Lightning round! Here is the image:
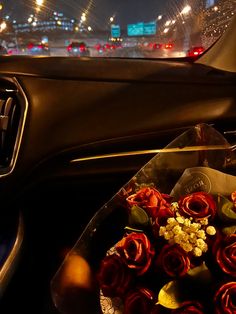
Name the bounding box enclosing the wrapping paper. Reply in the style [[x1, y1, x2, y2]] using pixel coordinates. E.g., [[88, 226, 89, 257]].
[[50, 124, 236, 314]]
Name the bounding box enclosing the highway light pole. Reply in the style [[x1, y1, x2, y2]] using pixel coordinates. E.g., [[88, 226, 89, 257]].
[[180, 5, 192, 52]]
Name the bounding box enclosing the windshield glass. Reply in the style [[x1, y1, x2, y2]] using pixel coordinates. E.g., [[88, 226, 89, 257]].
[[1, 0, 235, 58]]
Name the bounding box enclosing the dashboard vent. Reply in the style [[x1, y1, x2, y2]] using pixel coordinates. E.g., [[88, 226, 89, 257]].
[[0, 78, 27, 175]]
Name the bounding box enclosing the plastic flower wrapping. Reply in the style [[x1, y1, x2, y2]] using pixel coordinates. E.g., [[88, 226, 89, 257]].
[[51, 124, 236, 314]]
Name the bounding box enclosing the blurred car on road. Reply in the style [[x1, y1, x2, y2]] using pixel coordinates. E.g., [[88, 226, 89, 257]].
[[145, 42, 163, 50], [164, 43, 174, 49], [103, 43, 115, 50], [0, 45, 8, 55], [27, 42, 50, 55], [187, 46, 205, 57], [6, 42, 20, 55], [67, 41, 90, 57], [94, 43, 104, 53]]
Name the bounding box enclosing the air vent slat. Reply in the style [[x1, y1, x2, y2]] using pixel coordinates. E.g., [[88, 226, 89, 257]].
[[0, 100, 5, 112], [3, 98, 13, 116], [0, 97, 20, 166], [0, 77, 27, 176], [0, 115, 8, 130]]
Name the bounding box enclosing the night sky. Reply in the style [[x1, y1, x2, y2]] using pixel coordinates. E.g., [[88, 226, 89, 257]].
[[2, 0, 185, 29]]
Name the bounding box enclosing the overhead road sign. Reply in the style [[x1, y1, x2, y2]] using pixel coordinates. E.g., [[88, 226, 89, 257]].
[[127, 22, 144, 36], [143, 21, 156, 35], [127, 21, 156, 36], [111, 24, 121, 38]]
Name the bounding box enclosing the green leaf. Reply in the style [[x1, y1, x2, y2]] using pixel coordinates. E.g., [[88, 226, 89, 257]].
[[157, 281, 182, 309], [217, 194, 236, 223], [222, 225, 236, 235], [128, 205, 150, 228], [187, 262, 212, 285], [124, 226, 144, 233]]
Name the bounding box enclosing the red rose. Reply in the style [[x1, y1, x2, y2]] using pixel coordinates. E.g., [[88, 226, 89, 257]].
[[231, 191, 236, 203], [171, 301, 204, 314], [123, 288, 156, 314], [97, 254, 132, 297], [214, 282, 236, 314], [127, 187, 173, 222], [231, 191, 236, 212], [156, 244, 190, 277], [115, 232, 155, 276], [178, 192, 216, 220], [215, 234, 236, 277]]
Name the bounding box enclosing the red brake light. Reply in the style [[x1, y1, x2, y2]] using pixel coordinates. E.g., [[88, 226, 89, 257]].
[[95, 44, 101, 50], [188, 47, 204, 57], [165, 43, 173, 49], [28, 43, 34, 49]]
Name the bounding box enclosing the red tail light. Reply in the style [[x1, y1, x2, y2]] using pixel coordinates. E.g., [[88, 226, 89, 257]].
[[27, 43, 34, 49], [188, 47, 205, 57], [79, 45, 86, 52], [165, 43, 173, 49]]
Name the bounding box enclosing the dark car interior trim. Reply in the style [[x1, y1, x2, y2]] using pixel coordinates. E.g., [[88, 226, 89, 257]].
[[0, 213, 24, 297], [0, 77, 28, 177], [0, 16, 235, 312]]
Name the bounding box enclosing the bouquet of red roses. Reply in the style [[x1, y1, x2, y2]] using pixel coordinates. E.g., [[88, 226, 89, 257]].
[[51, 124, 236, 314], [97, 185, 236, 314]]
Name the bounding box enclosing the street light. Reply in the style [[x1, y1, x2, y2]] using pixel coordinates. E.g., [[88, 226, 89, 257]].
[[36, 0, 44, 6], [180, 5, 191, 16], [81, 15, 86, 22], [163, 27, 169, 34], [179, 5, 192, 52], [35, 0, 44, 13], [109, 17, 114, 23], [0, 21, 7, 32]]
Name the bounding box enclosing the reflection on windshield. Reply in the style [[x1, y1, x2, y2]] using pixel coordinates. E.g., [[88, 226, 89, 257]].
[[0, 0, 235, 58]]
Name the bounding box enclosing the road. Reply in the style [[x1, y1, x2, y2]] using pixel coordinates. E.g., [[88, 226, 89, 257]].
[[6, 36, 187, 59]]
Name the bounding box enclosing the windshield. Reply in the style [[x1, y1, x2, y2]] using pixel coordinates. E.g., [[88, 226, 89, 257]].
[[0, 0, 235, 58]]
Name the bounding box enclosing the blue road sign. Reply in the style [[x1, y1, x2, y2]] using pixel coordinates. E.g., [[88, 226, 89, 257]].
[[143, 21, 156, 35], [111, 24, 121, 38], [127, 23, 144, 36], [127, 21, 156, 36]]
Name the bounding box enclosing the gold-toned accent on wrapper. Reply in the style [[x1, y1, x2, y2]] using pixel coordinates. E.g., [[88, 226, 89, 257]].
[[70, 144, 233, 163]]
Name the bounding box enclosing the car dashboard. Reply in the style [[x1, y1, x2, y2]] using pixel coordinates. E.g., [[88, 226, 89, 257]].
[[0, 40, 235, 314]]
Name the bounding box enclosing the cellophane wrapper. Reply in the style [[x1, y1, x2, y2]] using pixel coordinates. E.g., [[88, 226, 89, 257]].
[[50, 124, 236, 314]]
